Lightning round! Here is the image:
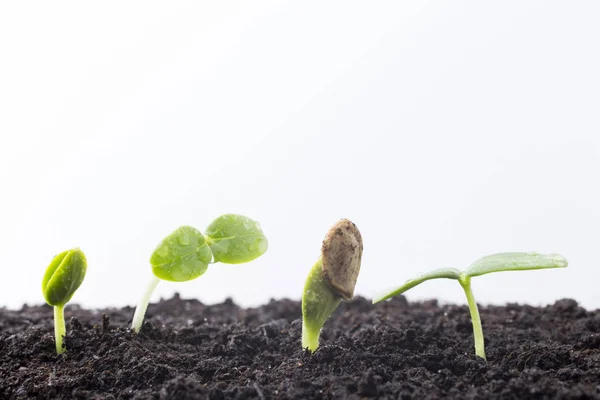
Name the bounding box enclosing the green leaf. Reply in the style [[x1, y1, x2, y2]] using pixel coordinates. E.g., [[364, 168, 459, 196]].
[[42, 248, 87, 306], [205, 214, 268, 264], [372, 268, 461, 304], [150, 226, 212, 282], [465, 252, 568, 278]]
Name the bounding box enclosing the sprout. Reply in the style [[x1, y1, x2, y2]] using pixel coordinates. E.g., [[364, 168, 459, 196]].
[[41, 248, 87, 354], [373, 252, 568, 360], [302, 219, 363, 352], [131, 215, 268, 332]]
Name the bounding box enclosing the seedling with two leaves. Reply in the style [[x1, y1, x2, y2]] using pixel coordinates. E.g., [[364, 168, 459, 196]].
[[131, 214, 268, 332], [373, 252, 568, 360], [42, 248, 87, 354]]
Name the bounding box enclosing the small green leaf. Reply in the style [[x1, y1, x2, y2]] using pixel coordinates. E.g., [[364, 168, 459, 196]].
[[205, 214, 268, 264], [42, 248, 87, 307], [372, 268, 461, 304], [465, 252, 568, 278], [150, 226, 212, 282]]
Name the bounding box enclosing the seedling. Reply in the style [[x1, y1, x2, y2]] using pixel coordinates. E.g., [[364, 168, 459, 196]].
[[373, 252, 568, 360], [41, 248, 87, 354], [302, 219, 363, 352], [131, 214, 268, 332]]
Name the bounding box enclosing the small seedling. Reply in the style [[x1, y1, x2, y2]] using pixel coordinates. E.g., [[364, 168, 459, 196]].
[[41, 248, 87, 354], [302, 219, 363, 352], [131, 214, 268, 332], [373, 252, 568, 360]]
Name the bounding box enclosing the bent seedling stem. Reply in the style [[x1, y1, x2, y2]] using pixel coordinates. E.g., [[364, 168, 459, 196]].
[[458, 275, 485, 359], [373, 252, 568, 360]]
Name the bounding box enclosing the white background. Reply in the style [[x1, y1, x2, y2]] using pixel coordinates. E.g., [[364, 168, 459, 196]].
[[1, 1, 598, 311]]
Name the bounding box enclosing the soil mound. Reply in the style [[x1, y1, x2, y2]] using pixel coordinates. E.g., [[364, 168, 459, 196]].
[[1, 295, 599, 399]]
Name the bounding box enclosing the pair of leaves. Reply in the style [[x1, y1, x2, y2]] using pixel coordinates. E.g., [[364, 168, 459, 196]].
[[373, 252, 568, 303], [150, 214, 268, 282], [42, 248, 88, 307]]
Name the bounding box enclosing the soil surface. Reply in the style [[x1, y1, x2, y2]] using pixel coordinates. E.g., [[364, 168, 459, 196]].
[[1, 295, 599, 399]]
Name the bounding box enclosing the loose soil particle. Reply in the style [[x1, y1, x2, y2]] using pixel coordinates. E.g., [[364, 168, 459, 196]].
[[1, 295, 599, 399]]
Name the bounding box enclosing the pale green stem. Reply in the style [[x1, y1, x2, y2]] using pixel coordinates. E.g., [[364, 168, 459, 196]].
[[301, 259, 342, 352], [302, 323, 320, 352], [459, 275, 486, 360], [54, 304, 66, 354], [131, 276, 161, 333]]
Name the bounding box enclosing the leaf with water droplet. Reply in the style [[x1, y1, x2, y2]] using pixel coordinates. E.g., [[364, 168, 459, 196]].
[[204, 214, 268, 264], [150, 226, 212, 282]]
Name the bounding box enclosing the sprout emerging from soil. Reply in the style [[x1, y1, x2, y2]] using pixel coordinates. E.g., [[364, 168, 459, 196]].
[[302, 219, 363, 352], [42, 248, 87, 354], [373, 252, 568, 360], [131, 214, 268, 332]]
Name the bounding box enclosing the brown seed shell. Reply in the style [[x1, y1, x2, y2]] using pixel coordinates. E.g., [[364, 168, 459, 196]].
[[321, 219, 363, 300]]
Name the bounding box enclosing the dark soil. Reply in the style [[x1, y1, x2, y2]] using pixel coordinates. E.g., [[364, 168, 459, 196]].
[[1, 295, 599, 399]]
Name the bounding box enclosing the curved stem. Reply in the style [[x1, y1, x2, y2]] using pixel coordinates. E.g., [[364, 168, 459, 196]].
[[459, 276, 486, 360], [301, 259, 342, 352], [54, 305, 66, 354], [131, 276, 160, 333]]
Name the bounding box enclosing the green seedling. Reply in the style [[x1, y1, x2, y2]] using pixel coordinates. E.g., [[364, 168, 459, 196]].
[[302, 219, 363, 352], [131, 214, 268, 332], [42, 248, 87, 354], [373, 252, 568, 360]]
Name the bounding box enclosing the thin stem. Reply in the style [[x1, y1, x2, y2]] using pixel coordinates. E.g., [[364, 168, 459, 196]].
[[131, 276, 161, 333], [54, 305, 66, 354], [459, 275, 486, 360]]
